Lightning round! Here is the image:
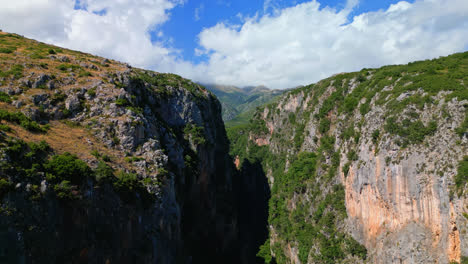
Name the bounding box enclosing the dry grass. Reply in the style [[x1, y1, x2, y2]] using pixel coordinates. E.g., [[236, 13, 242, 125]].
[[5, 121, 129, 170]]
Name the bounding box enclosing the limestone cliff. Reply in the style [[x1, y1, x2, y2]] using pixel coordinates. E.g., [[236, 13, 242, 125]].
[[230, 52, 468, 263], [0, 32, 253, 263]]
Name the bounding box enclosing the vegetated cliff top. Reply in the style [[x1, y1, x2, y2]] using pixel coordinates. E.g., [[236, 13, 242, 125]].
[[0, 31, 213, 167]]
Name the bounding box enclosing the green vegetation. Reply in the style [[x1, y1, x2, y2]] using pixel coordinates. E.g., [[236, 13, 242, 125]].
[[78, 70, 92, 77], [0, 178, 13, 199], [94, 162, 114, 182], [87, 87, 96, 97], [204, 84, 285, 124], [184, 124, 206, 145], [454, 156, 468, 195], [0, 64, 24, 79], [56, 63, 81, 72], [0, 135, 156, 204], [384, 117, 437, 147], [263, 152, 366, 264], [0, 47, 15, 54], [0, 109, 48, 133], [456, 110, 468, 138], [115, 98, 130, 106], [44, 152, 92, 184], [133, 71, 205, 100], [113, 171, 154, 204], [228, 110, 366, 263], [0, 91, 11, 103]]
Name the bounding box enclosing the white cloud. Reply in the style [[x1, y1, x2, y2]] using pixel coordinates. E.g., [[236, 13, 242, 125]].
[[190, 0, 468, 88], [0, 0, 467, 89], [194, 4, 205, 21], [0, 0, 186, 71]]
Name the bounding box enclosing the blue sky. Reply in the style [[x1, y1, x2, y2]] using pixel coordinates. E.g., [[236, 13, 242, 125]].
[[160, 0, 414, 64], [1, 0, 467, 89]]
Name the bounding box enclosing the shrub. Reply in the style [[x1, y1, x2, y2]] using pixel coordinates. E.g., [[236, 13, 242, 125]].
[[319, 118, 331, 134], [48, 49, 56, 54], [372, 130, 380, 144], [0, 47, 15, 54], [115, 98, 130, 106], [0, 64, 23, 79], [54, 180, 77, 200], [95, 161, 114, 182], [113, 171, 141, 202], [87, 88, 96, 97], [0, 110, 48, 133], [0, 178, 12, 198], [0, 91, 11, 103], [44, 153, 92, 184], [384, 117, 437, 147], [343, 162, 351, 176], [456, 112, 468, 138], [184, 124, 206, 145], [56, 64, 81, 72], [78, 70, 92, 77], [0, 124, 11, 132], [256, 239, 272, 263], [455, 156, 468, 194]]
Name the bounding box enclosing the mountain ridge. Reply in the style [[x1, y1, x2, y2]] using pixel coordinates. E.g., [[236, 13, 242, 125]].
[[202, 83, 286, 124]]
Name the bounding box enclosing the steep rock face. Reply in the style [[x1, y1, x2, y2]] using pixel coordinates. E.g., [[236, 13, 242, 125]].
[[230, 52, 468, 263], [0, 32, 244, 263], [344, 95, 466, 263]]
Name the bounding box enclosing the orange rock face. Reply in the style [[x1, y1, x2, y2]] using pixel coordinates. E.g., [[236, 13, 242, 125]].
[[234, 155, 240, 169], [344, 151, 461, 263]]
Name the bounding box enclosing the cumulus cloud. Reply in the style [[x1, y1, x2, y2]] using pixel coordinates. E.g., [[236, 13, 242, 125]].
[[0, 0, 187, 71], [192, 0, 468, 88], [0, 0, 467, 89]]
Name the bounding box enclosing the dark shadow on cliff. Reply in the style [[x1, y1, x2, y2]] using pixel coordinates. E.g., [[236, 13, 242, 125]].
[[178, 157, 270, 264], [236, 159, 271, 264]]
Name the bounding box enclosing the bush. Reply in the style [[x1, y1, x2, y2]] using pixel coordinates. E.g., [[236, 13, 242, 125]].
[[384, 117, 437, 147], [44, 153, 92, 184], [54, 180, 77, 200], [0, 64, 23, 79], [48, 49, 56, 54], [115, 98, 130, 107], [0, 47, 15, 54], [0, 91, 11, 103], [455, 156, 468, 194], [95, 161, 114, 182], [319, 118, 331, 134], [372, 130, 380, 144], [0, 178, 12, 198], [184, 124, 206, 145], [56, 64, 81, 72], [0, 110, 48, 133], [113, 171, 147, 203], [456, 112, 468, 138]]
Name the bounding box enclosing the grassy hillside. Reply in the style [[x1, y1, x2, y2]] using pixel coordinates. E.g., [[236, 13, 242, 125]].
[[203, 83, 286, 125]]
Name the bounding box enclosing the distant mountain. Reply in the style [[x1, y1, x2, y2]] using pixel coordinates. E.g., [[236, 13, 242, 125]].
[[203, 84, 286, 126]]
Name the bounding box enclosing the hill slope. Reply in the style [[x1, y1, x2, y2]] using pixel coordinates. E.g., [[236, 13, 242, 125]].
[[0, 32, 267, 263], [203, 83, 285, 124], [229, 52, 468, 263]]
